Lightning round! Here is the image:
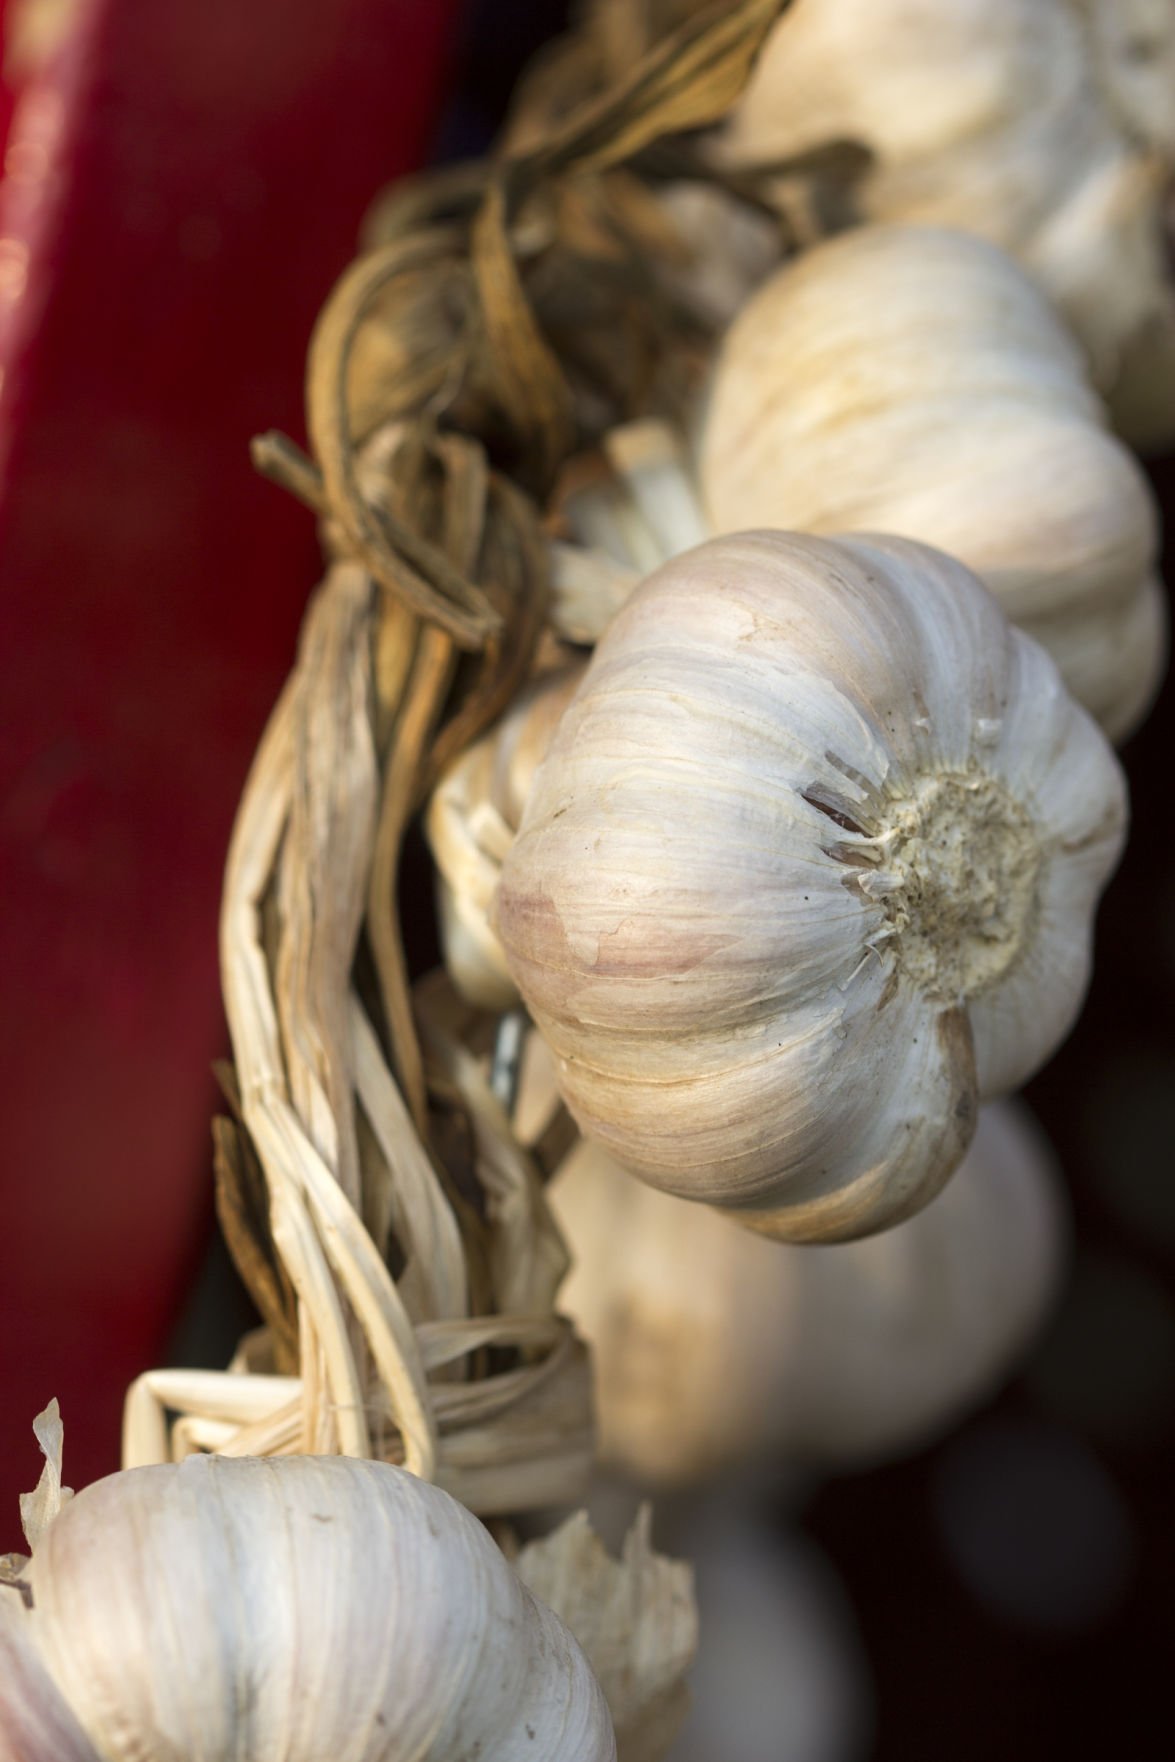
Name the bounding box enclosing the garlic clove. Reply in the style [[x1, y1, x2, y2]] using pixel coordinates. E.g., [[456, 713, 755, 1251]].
[[970, 639, 1128, 1093], [11, 1453, 616, 1762], [733, 987, 978, 1245], [495, 531, 1126, 1240], [426, 663, 586, 1009], [0, 1594, 100, 1762], [1023, 572, 1167, 745]]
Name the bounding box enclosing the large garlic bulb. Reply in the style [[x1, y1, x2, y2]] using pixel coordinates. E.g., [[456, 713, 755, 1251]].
[[720, 0, 1175, 444], [494, 532, 1126, 1242], [550, 1104, 1063, 1484], [0, 1453, 614, 1762], [700, 225, 1167, 742]]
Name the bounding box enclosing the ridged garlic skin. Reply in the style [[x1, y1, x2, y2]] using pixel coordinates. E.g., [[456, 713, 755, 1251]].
[[720, 0, 1175, 444], [700, 226, 1167, 742], [1, 1456, 614, 1762], [426, 664, 586, 1010], [494, 532, 1126, 1243], [0, 1600, 96, 1762], [551, 1106, 1062, 1482]]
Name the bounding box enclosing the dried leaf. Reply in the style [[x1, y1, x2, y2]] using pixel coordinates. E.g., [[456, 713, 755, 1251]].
[[516, 1506, 698, 1762], [212, 1113, 300, 1372], [508, 0, 793, 190], [350, 992, 468, 1325], [471, 179, 576, 484], [277, 564, 379, 1211], [418, 991, 570, 1319], [18, 1400, 73, 1552]]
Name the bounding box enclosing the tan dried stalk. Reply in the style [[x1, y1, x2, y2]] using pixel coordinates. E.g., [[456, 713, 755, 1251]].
[[123, 0, 813, 1516]]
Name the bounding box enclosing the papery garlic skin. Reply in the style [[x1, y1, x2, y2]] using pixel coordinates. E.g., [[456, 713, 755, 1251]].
[[2, 1455, 615, 1762], [0, 1595, 99, 1762], [427, 663, 586, 1009], [720, 0, 1175, 443], [550, 1104, 1063, 1484], [494, 532, 1126, 1242], [700, 226, 1167, 742]]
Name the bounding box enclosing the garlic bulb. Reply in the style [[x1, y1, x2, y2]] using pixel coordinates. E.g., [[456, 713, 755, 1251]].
[[1, 1451, 615, 1761], [549, 1104, 1063, 1483], [549, 1138, 799, 1485], [699, 225, 1167, 742], [1076, 0, 1175, 161], [494, 532, 1126, 1242], [720, 0, 1175, 443]]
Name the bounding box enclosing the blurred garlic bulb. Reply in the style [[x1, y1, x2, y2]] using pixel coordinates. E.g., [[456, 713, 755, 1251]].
[[700, 225, 1167, 741], [1, 1449, 615, 1762], [720, 0, 1175, 445], [1076, 0, 1175, 161], [550, 1138, 798, 1485], [494, 531, 1126, 1242], [426, 663, 586, 1009], [667, 1501, 873, 1762], [550, 1103, 1064, 1484]]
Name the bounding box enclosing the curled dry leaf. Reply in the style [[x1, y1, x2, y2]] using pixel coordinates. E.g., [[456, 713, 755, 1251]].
[[516, 1507, 698, 1762], [18, 1400, 73, 1554]]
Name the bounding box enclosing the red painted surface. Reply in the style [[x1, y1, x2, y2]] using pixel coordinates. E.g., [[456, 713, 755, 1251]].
[[0, 0, 458, 1522]]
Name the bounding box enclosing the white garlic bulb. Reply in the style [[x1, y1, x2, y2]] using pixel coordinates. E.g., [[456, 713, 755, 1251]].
[[720, 0, 1175, 444], [494, 532, 1126, 1242], [700, 224, 1167, 742], [1, 1452, 615, 1762], [549, 1104, 1063, 1484]]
